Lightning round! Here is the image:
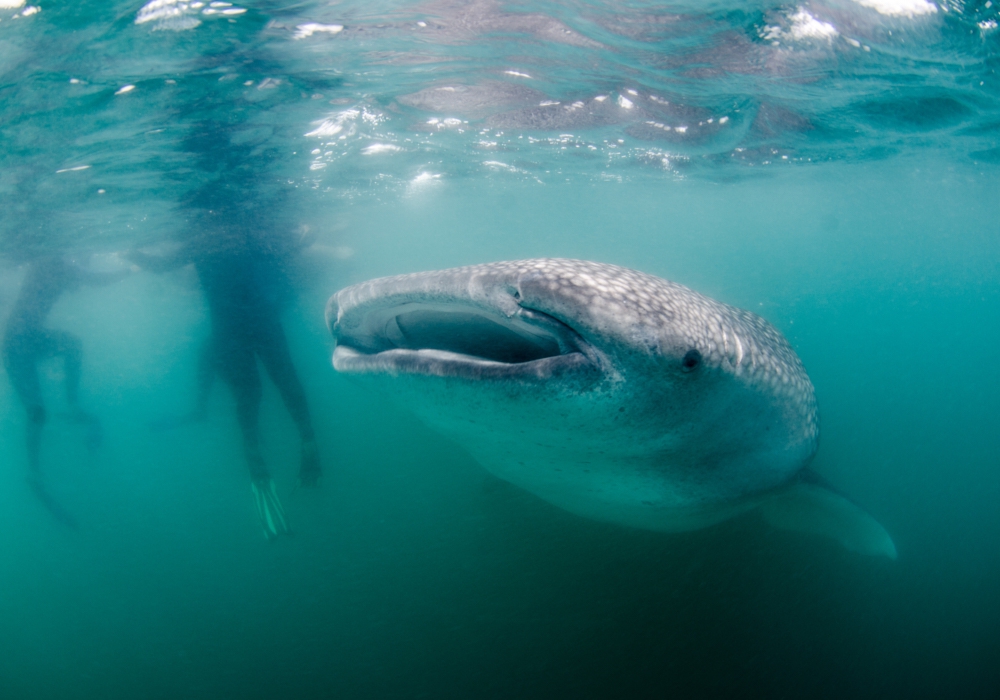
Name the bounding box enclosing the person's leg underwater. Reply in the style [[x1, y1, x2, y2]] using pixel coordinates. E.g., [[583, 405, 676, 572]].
[[5, 351, 47, 481], [255, 317, 322, 487], [3, 333, 78, 528], [217, 334, 291, 540], [52, 330, 102, 452]]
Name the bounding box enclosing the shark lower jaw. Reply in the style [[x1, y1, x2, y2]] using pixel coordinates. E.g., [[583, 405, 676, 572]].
[[332, 344, 595, 381], [331, 300, 599, 381]]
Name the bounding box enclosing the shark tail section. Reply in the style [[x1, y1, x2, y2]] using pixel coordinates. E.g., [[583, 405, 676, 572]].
[[757, 471, 897, 559]]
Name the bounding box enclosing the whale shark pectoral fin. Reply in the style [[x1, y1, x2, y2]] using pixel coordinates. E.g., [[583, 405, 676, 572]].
[[756, 476, 897, 559]]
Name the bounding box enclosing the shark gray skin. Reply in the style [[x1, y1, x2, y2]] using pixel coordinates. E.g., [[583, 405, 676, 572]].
[[327, 258, 896, 558]]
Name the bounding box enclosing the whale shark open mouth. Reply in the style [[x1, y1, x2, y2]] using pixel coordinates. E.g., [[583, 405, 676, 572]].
[[332, 301, 595, 380]]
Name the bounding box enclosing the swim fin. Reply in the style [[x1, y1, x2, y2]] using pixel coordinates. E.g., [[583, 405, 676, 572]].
[[28, 475, 79, 530], [251, 478, 291, 541]]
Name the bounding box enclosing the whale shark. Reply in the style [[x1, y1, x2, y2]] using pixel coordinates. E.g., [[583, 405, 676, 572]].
[[327, 258, 896, 558]]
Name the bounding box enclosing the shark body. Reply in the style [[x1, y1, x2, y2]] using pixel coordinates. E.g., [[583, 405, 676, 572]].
[[328, 259, 894, 557]]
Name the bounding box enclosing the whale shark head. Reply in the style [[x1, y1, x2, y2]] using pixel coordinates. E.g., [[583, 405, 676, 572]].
[[328, 257, 819, 513]]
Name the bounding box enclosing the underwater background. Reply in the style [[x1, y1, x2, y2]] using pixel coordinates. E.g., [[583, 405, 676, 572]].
[[1, 1, 998, 698]]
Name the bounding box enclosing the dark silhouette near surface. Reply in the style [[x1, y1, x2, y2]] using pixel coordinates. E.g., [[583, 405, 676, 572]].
[[129, 224, 321, 539], [2, 255, 127, 527]]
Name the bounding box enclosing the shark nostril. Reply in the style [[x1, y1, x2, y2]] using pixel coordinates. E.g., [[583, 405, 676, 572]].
[[681, 348, 702, 373]]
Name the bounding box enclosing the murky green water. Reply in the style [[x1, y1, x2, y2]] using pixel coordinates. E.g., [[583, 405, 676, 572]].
[[2, 1, 999, 697]]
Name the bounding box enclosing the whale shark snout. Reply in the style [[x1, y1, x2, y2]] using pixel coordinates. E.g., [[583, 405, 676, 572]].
[[327, 258, 896, 558]]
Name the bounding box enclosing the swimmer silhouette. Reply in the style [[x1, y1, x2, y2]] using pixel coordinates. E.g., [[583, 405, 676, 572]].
[[129, 220, 321, 540], [3, 254, 128, 527]]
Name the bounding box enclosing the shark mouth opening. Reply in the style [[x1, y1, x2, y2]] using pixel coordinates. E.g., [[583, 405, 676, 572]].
[[333, 302, 595, 379]]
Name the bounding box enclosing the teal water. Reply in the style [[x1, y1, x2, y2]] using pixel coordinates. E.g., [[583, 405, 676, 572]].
[[1, 2, 999, 698]]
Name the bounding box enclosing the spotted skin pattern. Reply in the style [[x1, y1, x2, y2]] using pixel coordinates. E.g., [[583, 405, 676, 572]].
[[329, 258, 820, 531]]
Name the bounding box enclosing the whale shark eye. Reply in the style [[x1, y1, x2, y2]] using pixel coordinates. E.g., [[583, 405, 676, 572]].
[[681, 349, 701, 373]]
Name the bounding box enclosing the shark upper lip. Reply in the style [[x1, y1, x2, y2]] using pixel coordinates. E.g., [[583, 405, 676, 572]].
[[331, 299, 596, 379]]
